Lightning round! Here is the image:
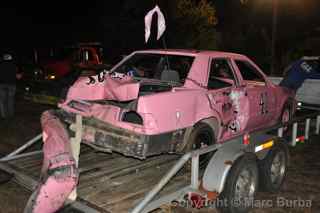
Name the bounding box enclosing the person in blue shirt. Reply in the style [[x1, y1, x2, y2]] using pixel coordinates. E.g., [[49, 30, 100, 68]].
[[280, 56, 320, 92]]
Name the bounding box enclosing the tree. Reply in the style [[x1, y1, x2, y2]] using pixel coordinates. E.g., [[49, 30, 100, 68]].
[[98, 0, 218, 61], [167, 0, 218, 50]]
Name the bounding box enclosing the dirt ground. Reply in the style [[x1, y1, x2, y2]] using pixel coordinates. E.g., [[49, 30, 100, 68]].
[[0, 98, 319, 213]]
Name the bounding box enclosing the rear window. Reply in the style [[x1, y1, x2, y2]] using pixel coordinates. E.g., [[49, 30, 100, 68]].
[[113, 53, 195, 83]]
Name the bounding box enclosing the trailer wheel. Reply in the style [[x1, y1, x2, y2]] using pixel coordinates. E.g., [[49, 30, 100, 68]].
[[258, 143, 288, 192], [219, 155, 258, 213], [184, 123, 216, 168]]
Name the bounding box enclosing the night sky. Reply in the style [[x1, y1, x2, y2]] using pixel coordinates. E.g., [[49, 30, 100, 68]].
[[0, 0, 319, 63]]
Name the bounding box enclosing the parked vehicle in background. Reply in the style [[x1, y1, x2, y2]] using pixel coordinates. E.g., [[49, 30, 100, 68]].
[[18, 42, 108, 105], [269, 77, 320, 106], [269, 56, 320, 106], [59, 49, 296, 160]]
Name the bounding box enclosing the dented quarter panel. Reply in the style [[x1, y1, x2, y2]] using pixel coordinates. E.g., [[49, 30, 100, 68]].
[[137, 88, 203, 134]]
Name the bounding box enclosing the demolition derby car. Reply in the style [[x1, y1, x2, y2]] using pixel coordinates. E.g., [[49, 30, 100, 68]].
[[57, 49, 296, 160]]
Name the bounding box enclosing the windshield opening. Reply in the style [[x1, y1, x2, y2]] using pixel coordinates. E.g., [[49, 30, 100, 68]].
[[112, 53, 194, 84]]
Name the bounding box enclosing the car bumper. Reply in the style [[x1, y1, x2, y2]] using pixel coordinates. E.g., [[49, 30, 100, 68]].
[[56, 110, 186, 159]]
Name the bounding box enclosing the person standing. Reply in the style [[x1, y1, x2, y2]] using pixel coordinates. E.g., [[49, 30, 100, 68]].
[[0, 53, 18, 118], [279, 56, 320, 92]]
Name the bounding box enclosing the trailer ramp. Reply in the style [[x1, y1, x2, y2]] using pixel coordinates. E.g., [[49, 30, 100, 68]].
[[0, 145, 190, 213]]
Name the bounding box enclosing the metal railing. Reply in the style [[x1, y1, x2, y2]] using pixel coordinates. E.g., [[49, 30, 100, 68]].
[[1, 108, 319, 213], [132, 109, 320, 213], [131, 143, 222, 213], [277, 113, 320, 146], [0, 133, 43, 162]]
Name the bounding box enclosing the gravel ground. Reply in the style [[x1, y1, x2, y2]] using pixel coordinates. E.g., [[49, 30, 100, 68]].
[[0, 98, 319, 213]]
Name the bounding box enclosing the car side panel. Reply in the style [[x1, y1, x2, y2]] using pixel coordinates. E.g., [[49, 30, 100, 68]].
[[137, 89, 222, 135]]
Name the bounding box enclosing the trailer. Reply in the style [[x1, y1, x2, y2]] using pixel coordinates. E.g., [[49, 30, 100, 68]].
[[0, 106, 319, 213]]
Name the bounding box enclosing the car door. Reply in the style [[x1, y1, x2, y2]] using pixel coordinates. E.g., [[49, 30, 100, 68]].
[[207, 58, 249, 137], [232, 59, 272, 129]]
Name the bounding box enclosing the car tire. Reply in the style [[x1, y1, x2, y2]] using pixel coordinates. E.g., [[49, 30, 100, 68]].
[[219, 155, 258, 213], [184, 123, 216, 168], [258, 142, 288, 193]]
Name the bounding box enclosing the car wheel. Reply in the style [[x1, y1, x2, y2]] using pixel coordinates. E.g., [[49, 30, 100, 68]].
[[184, 123, 216, 168], [258, 142, 288, 193], [219, 155, 258, 213]]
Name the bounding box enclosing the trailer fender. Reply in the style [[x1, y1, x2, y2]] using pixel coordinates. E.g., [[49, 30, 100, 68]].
[[202, 138, 245, 193]]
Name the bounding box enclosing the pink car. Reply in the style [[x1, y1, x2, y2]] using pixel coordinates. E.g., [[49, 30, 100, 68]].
[[58, 49, 296, 160]]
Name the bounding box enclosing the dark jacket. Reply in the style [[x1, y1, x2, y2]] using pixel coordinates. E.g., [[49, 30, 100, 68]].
[[280, 59, 320, 91], [0, 60, 17, 85]]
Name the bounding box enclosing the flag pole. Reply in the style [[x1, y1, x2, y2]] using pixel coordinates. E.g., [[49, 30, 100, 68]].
[[161, 36, 171, 70]]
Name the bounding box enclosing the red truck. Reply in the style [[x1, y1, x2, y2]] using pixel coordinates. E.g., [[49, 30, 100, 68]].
[[20, 42, 105, 104], [39, 42, 103, 78]]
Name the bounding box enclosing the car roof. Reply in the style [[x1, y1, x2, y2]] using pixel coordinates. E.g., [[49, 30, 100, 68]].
[[133, 49, 247, 59]]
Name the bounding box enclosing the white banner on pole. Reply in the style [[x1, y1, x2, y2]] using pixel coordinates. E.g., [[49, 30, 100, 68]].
[[144, 5, 166, 43]]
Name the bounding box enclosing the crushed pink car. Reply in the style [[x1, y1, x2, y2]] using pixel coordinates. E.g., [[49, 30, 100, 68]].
[[58, 49, 296, 160]]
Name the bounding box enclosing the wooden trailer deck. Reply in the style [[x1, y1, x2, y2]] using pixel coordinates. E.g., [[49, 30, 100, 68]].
[[1, 109, 318, 212], [0, 146, 190, 213]]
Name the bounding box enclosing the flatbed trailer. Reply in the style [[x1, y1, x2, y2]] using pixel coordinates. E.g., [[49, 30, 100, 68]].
[[0, 107, 319, 213]]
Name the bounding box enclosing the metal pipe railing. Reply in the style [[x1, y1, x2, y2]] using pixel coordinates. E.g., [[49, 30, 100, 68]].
[[131, 153, 191, 213], [305, 118, 311, 140], [316, 115, 320, 135], [0, 151, 42, 162], [291, 122, 298, 146], [133, 110, 320, 212], [1, 134, 42, 161], [191, 155, 199, 190], [131, 143, 222, 213]]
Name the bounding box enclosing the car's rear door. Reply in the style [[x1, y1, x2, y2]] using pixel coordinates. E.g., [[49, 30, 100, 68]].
[[232, 59, 275, 129], [207, 58, 250, 137]]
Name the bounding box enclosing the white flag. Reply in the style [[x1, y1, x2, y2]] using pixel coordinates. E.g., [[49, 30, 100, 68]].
[[144, 5, 166, 43]]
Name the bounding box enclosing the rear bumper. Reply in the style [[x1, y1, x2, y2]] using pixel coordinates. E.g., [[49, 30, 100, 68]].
[[57, 110, 186, 159]]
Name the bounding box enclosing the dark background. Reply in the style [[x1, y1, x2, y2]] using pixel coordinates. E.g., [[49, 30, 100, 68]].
[[0, 0, 319, 74]]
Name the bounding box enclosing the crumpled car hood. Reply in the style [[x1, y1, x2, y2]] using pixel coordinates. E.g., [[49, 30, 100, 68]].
[[65, 75, 140, 102]]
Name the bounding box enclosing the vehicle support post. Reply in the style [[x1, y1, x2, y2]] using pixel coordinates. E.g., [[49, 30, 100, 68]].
[[278, 127, 283, 138], [191, 154, 199, 190], [316, 115, 320, 135], [291, 122, 298, 147], [68, 114, 83, 202], [24, 111, 78, 213], [305, 118, 311, 140]]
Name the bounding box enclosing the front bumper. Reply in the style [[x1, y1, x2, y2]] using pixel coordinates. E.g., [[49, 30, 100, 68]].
[[57, 110, 186, 159]]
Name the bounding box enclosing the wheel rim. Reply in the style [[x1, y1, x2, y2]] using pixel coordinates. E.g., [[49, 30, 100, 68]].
[[234, 168, 256, 205], [193, 130, 212, 165], [270, 151, 286, 186]]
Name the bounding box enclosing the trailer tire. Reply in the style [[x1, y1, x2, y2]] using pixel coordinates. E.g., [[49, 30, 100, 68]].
[[219, 155, 258, 213], [184, 123, 216, 168], [258, 142, 288, 193], [217, 154, 258, 213]]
